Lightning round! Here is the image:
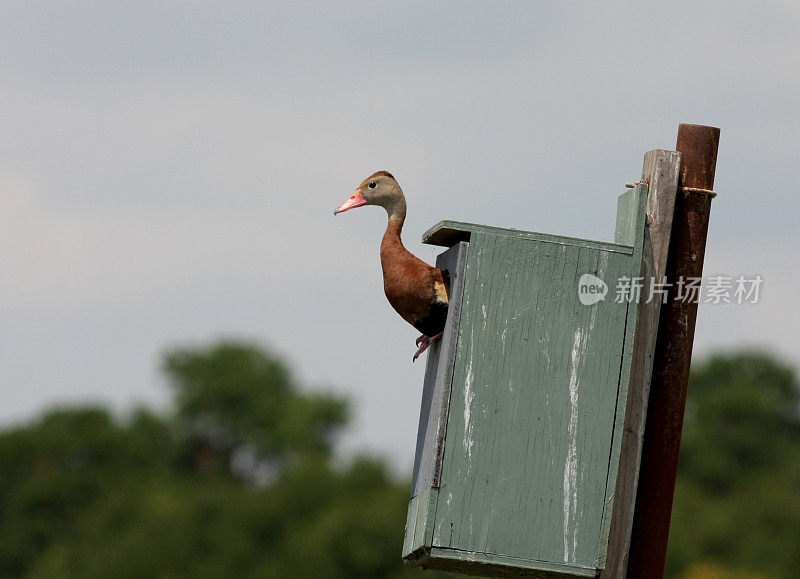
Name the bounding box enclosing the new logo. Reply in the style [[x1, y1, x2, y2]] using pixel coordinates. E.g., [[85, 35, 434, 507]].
[[577, 274, 608, 306]]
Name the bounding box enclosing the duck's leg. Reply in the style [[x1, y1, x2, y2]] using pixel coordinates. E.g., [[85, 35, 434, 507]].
[[412, 332, 444, 362]]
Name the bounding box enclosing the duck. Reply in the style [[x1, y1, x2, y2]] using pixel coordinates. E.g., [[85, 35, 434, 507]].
[[334, 171, 449, 361]]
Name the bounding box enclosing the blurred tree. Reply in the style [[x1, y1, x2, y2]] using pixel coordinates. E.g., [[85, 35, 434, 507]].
[[0, 407, 175, 576], [0, 340, 448, 578], [678, 561, 769, 579], [2, 344, 797, 577], [667, 352, 800, 578], [163, 342, 348, 479]]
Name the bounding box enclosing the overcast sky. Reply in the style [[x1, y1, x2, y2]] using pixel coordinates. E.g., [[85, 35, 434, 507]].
[[2, 1, 798, 472]]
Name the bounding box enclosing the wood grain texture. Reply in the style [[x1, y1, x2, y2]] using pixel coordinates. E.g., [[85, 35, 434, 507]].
[[644, 151, 681, 277], [600, 151, 681, 577]]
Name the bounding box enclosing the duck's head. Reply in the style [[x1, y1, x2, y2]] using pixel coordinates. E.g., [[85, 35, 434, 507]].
[[334, 171, 405, 217]]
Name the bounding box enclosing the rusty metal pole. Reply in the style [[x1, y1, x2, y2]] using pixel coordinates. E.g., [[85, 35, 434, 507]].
[[626, 124, 721, 578]]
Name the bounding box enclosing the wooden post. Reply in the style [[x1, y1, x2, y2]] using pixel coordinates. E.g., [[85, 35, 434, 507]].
[[626, 124, 721, 577], [600, 149, 681, 578]]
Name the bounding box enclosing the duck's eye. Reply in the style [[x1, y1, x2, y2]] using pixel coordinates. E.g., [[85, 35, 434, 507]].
[[368, 181, 377, 189]]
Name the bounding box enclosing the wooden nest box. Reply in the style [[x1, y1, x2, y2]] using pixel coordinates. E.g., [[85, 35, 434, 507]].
[[404, 182, 659, 577]]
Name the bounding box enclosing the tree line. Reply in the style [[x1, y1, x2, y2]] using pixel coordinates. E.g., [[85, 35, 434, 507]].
[[0, 341, 797, 577]]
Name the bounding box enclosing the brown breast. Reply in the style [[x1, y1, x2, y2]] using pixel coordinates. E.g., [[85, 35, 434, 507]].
[[380, 219, 449, 336]]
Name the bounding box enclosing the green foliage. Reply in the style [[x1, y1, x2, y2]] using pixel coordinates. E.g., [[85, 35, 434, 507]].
[[164, 341, 348, 462], [667, 352, 800, 578], [23, 458, 417, 579], [2, 343, 798, 577], [0, 340, 445, 578], [0, 407, 175, 576], [678, 561, 770, 579]]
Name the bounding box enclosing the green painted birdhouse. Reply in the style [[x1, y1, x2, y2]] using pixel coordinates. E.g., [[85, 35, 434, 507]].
[[403, 184, 652, 577]]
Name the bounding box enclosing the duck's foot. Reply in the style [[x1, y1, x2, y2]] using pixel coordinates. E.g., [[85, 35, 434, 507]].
[[412, 332, 444, 362], [413, 336, 430, 362]]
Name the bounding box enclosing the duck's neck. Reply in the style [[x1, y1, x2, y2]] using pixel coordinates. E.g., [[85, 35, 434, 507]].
[[384, 197, 406, 225], [380, 200, 409, 264]]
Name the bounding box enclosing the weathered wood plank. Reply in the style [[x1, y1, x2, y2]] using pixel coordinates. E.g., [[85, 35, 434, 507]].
[[596, 186, 648, 563], [402, 487, 421, 556], [614, 188, 640, 246], [423, 548, 599, 577], [403, 488, 438, 559], [405, 242, 469, 561], [423, 220, 635, 255], [599, 150, 681, 577], [643, 151, 680, 277], [410, 242, 470, 496]]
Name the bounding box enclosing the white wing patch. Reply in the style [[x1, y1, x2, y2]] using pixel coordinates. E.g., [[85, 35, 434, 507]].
[[434, 278, 449, 305]]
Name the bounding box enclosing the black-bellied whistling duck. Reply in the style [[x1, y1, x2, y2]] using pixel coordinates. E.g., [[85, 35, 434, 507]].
[[335, 171, 449, 361]]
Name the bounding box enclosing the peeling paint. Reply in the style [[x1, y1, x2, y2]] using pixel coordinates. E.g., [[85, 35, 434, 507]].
[[563, 327, 582, 564], [464, 327, 476, 461], [598, 250, 609, 277], [563, 304, 598, 564]]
